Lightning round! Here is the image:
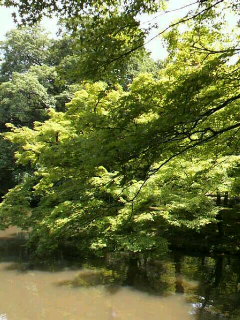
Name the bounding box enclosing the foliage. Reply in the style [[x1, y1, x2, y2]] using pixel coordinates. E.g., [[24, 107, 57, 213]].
[[2, 0, 164, 24], [0, 20, 157, 196], [56, 21, 156, 86], [0, 1, 240, 256], [1, 34, 240, 252], [0, 25, 52, 81]]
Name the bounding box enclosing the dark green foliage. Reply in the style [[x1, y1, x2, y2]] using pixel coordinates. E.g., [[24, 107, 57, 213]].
[[2, 0, 163, 24]]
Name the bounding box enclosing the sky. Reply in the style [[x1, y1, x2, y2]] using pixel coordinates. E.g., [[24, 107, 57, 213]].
[[0, 0, 200, 60], [0, 1, 235, 61], [0, 7, 59, 40], [139, 0, 198, 59]]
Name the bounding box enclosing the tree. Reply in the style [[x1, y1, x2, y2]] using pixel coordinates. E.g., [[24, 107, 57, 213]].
[[0, 22, 158, 199], [0, 26, 64, 196], [1, 23, 239, 253], [1, 0, 239, 60], [56, 17, 158, 87], [0, 66, 59, 196], [0, 1, 239, 257], [1, 0, 164, 24], [0, 25, 52, 81]]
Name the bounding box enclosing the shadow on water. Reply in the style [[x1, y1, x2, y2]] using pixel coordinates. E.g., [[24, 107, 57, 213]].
[[0, 228, 240, 319]]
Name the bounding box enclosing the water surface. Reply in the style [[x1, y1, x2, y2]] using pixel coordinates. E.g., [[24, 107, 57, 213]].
[[0, 228, 239, 320]]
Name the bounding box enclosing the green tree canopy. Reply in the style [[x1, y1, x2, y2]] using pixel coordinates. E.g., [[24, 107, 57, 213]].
[[0, 0, 239, 257], [0, 25, 52, 81], [1, 21, 239, 254]]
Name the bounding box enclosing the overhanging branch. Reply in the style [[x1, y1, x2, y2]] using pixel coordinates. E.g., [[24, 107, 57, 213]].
[[130, 121, 240, 203]]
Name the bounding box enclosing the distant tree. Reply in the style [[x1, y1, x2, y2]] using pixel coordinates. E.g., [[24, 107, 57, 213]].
[[0, 25, 52, 81]]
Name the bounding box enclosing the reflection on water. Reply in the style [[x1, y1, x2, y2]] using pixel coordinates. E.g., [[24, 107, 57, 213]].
[[0, 228, 239, 319], [0, 266, 191, 320]]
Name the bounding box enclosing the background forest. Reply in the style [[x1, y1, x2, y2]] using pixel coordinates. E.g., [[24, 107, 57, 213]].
[[0, 0, 239, 256]]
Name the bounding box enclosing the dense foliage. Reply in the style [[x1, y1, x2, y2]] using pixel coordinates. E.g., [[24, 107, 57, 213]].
[[0, 0, 239, 256]]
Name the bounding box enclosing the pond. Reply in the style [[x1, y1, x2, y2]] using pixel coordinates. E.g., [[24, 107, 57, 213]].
[[0, 228, 239, 320]]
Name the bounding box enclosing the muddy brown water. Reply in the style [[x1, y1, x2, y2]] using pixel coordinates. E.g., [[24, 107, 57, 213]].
[[0, 228, 239, 320]]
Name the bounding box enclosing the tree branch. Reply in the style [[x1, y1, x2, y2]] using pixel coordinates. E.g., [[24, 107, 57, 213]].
[[105, 0, 225, 65], [130, 121, 240, 203]]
